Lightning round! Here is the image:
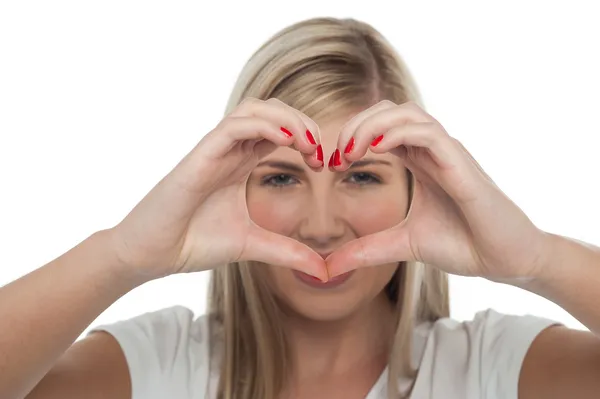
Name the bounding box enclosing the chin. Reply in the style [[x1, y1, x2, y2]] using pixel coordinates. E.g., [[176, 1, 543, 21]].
[[281, 292, 369, 322], [269, 267, 397, 322]]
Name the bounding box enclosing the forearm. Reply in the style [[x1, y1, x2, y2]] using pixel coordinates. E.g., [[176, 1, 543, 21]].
[[519, 232, 600, 335], [0, 229, 146, 399]]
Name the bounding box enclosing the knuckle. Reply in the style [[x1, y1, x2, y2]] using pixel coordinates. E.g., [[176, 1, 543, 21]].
[[239, 96, 261, 108], [266, 97, 284, 105], [287, 112, 308, 132], [216, 116, 239, 132], [403, 101, 425, 115], [403, 100, 419, 108], [266, 97, 304, 126], [222, 115, 259, 132], [305, 119, 319, 135], [425, 122, 445, 138]]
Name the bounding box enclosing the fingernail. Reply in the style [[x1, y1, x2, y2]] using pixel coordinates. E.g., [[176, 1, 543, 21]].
[[305, 129, 316, 145], [316, 144, 323, 164], [328, 151, 335, 168], [371, 134, 384, 147], [333, 149, 342, 166], [280, 127, 293, 137], [344, 137, 355, 154]]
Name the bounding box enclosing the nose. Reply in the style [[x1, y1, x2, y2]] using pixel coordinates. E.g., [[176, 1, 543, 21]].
[[297, 189, 346, 249]]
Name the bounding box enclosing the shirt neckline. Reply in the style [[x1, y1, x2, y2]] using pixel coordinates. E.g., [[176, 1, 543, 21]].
[[365, 367, 389, 399]]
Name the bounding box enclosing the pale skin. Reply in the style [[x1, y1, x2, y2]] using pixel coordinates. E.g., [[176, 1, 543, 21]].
[[247, 112, 405, 397], [248, 101, 600, 398], [1, 98, 600, 399]]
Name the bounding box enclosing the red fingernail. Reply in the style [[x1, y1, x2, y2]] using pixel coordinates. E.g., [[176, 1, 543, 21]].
[[371, 134, 384, 147], [344, 137, 355, 154], [280, 127, 293, 137], [306, 129, 316, 145], [328, 151, 335, 168], [316, 144, 323, 163], [333, 149, 342, 166]]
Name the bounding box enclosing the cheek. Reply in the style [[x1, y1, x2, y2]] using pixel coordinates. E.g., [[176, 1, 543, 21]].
[[247, 192, 304, 234], [345, 195, 408, 235]]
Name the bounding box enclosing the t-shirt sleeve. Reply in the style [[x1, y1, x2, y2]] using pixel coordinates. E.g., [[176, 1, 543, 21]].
[[467, 309, 560, 399], [417, 309, 560, 399], [87, 306, 210, 399]]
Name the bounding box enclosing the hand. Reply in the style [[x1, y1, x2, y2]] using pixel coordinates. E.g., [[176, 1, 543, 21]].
[[325, 100, 549, 281], [108, 98, 328, 281]]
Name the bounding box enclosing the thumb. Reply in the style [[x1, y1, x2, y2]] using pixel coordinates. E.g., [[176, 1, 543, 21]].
[[240, 225, 328, 281], [326, 226, 415, 278]]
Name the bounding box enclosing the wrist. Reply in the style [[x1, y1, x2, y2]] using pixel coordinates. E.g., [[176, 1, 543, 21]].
[[92, 229, 157, 288], [518, 232, 563, 291], [514, 232, 596, 297]]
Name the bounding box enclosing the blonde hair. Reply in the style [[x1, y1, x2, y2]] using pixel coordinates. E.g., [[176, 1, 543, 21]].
[[208, 17, 449, 399]]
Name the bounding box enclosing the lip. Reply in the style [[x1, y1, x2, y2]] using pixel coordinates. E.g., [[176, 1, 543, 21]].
[[292, 269, 355, 289]]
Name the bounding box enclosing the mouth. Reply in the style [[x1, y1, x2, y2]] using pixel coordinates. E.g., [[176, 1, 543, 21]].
[[292, 269, 355, 289], [291, 250, 353, 289]]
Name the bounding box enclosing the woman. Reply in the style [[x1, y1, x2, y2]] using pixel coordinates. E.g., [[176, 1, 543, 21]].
[[2, 16, 600, 399]]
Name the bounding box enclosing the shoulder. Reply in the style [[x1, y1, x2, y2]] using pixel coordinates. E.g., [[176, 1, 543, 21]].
[[89, 306, 220, 399], [410, 309, 559, 398]]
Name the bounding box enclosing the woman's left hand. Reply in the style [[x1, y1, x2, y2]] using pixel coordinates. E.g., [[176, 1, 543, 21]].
[[325, 100, 550, 281]]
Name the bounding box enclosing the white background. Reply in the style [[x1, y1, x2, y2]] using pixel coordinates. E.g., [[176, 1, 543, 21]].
[[1, 1, 599, 340]]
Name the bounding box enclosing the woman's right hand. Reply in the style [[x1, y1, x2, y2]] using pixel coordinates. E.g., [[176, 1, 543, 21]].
[[107, 97, 328, 282]]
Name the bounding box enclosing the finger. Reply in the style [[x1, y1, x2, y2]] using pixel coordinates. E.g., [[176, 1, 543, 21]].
[[453, 138, 495, 183], [332, 100, 398, 170], [378, 123, 487, 203], [241, 225, 329, 281], [198, 116, 295, 159], [253, 139, 279, 160], [325, 226, 414, 278], [398, 150, 439, 187], [371, 122, 459, 170], [233, 98, 320, 160], [266, 98, 324, 169], [295, 110, 324, 170], [339, 104, 435, 170]]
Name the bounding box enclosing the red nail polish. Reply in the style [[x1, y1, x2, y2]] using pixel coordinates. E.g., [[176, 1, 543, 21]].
[[333, 149, 342, 166], [280, 127, 293, 137], [344, 137, 355, 154], [371, 134, 384, 147], [306, 129, 316, 145], [316, 144, 323, 163], [328, 152, 335, 168]]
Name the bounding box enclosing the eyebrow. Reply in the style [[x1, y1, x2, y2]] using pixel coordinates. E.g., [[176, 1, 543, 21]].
[[255, 158, 393, 172]]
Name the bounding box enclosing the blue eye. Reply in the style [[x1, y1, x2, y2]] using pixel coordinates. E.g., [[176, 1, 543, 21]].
[[346, 172, 381, 185], [262, 174, 298, 187]]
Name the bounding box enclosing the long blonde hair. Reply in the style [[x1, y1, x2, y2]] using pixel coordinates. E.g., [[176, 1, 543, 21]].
[[208, 17, 449, 399]]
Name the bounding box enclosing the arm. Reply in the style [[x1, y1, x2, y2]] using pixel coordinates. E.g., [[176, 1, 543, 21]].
[[26, 331, 131, 399], [0, 229, 146, 399], [517, 232, 600, 399], [523, 233, 600, 335]]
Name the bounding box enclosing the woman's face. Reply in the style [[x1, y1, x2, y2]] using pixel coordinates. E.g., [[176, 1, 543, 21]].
[[246, 111, 410, 321]]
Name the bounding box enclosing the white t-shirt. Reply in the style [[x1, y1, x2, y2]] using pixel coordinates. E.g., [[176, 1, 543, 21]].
[[89, 306, 558, 399]]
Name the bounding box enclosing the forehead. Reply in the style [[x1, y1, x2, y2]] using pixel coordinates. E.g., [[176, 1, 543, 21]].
[[316, 112, 358, 149]]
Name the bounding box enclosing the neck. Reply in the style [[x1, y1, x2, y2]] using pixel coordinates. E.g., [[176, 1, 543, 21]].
[[283, 293, 397, 382]]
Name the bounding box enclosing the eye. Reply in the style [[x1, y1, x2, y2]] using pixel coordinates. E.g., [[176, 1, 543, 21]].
[[261, 173, 299, 187], [345, 172, 381, 185]]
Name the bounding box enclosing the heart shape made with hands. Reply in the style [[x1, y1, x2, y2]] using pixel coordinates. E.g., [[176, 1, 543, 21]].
[[246, 99, 548, 283]]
